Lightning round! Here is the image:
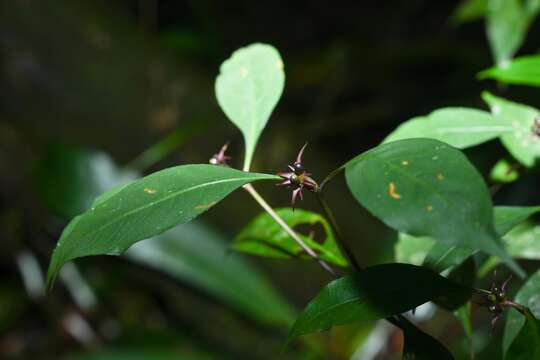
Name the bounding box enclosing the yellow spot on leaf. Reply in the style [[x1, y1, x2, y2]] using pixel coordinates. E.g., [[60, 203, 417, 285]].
[[195, 202, 217, 210], [240, 67, 248, 77], [144, 188, 157, 194], [437, 173, 445, 181], [388, 182, 402, 200], [426, 205, 434, 212], [401, 160, 409, 166]]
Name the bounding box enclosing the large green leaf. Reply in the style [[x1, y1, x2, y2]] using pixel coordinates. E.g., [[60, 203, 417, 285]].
[[483, 92, 540, 167], [47, 165, 279, 285], [490, 159, 520, 183], [401, 317, 455, 360], [479, 55, 540, 87], [232, 208, 348, 267], [215, 43, 285, 170], [421, 206, 540, 273], [344, 138, 523, 276], [486, 0, 527, 66], [383, 108, 511, 149], [127, 221, 295, 327], [287, 263, 469, 343]]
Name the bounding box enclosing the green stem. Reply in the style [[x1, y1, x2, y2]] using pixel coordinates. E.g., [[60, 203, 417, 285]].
[[314, 191, 362, 271]]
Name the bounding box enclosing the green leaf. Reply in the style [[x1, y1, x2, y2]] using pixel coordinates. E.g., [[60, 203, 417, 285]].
[[452, 0, 488, 24], [47, 165, 279, 286], [287, 263, 470, 343], [69, 347, 217, 360], [401, 317, 455, 360], [344, 138, 523, 276], [490, 159, 520, 183], [215, 43, 285, 171], [127, 220, 295, 327], [486, 0, 527, 66], [505, 222, 540, 262], [383, 108, 511, 149], [506, 311, 540, 360], [422, 206, 540, 273], [479, 55, 540, 87], [483, 92, 540, 167], [233, 208, 348, 267], [503, 269, 540, 354]]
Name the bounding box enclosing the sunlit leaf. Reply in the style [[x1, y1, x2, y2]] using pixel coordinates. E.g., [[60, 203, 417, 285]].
[[395, 233, 433, 266], [344, 139, 523, 276], [233, 208, 348, 267], [479, 55, 540, 87], [47, 165, 279, 286], [486, 0, 527, 66], [483, 93, 540, 167], [127, 220, 295, 326], [490, 159, 520, 183], [215, 43, 285, 170], [383, 108, 511, 149], [287, 263, 470, 343]]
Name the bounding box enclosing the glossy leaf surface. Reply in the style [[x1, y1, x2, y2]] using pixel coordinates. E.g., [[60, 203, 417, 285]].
[[47, 165, 278, 285], [233, 208, 347, 266], [215, 43, 285, 170], [402, 317, 455, 360], [345, 139, 522, 276], [287, 263, 469, 343], [383, 108, 511, 149]]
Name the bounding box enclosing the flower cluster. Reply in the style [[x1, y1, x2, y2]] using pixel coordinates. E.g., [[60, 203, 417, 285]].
[[277, 143, 318, 209]]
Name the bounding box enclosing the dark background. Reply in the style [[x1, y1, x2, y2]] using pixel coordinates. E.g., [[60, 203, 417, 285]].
[[1, 1, 540, 359]]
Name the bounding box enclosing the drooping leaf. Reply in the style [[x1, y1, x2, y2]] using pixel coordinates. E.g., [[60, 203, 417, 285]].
[[47, 165, 279, 285], [233, 208, 348, 267], [479, 55, 540, 87], [505, 310, 540, 359], [127, 220, 295, 327], [505, 222, 540, 263], [401, 316, 455, 360], [490, 159, 520, 183], [344, 138, 523, 276], [483, 92, 540, 167], [287, 263, 470, 343], [486, 0, 527, 66], [422, 206, 540, 273], [215, 43, 285, 170], [383, 108, 511, 149], [503, 269, 540, 355]]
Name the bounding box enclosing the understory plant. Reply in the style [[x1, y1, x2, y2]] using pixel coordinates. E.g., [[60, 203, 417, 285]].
[[47, 34, 540, 359]]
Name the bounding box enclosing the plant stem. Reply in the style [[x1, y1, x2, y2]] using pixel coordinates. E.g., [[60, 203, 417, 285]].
[[319, 166, 344, 191], [314, 191, 362, 271], [243, 183, 338, 277]]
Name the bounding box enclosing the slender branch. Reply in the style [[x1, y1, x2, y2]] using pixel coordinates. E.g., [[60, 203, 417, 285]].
[[314, 191, 362, 271], [243, 183, 338, 277], [319, 166, 344, 191]]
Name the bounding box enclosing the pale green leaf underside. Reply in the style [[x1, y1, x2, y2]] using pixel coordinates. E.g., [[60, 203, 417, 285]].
[[233, 208, 348, 267], [215, 43, 285, 170], [483, 92, 540, 167], [383, 107, 511, 149], [479, 55, 540, 87], [47, 165, 278, 285]]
